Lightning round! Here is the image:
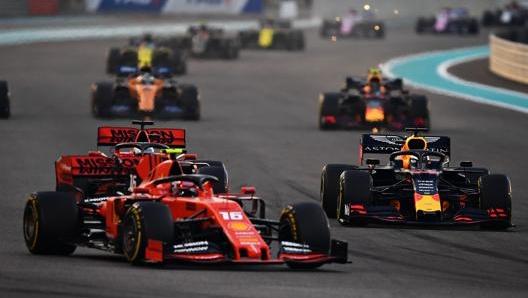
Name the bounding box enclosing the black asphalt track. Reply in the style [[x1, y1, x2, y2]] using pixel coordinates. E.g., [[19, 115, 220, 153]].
[[0, 24, 527, 298]]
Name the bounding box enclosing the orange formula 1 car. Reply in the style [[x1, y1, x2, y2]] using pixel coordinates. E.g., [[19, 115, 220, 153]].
[[24, 142, 348, 268], [91, 70, 200, 120]]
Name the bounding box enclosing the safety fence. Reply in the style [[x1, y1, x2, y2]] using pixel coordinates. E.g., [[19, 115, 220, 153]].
[[489, 29, 528, 85]]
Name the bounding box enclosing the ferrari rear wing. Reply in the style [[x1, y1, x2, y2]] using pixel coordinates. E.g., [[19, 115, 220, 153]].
[[360, 133, 450, 165], [97, 126, 186, 148]]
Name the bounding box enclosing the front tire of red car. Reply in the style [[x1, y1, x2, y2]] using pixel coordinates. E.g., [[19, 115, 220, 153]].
[[279, 202, 331, 269], [122, 202, 173, 265]]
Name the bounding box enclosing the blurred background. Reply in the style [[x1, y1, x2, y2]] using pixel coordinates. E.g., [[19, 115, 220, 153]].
[[0, 0, 519, 19]]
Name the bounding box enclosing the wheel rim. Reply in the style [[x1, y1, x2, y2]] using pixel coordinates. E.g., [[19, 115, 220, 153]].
[[122, 215, 141, 261], [23, 201, 39, 249]]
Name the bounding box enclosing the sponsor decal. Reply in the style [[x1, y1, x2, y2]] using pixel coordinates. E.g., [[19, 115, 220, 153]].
[[280, 241, 312, 253], [173, 241, 209, 253], [228, 222, 250, 231]]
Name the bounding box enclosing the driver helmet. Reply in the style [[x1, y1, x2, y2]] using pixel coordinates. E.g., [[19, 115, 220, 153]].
[[138, 73, 155, 85], [143, 147, 155, 154], [367, 68, 383, 84], [130, 147, 142, 155]]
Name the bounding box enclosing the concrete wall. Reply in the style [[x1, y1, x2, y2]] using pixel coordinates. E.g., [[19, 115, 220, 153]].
[[0, 0, 27, 17], [313, 0, 513, 21]]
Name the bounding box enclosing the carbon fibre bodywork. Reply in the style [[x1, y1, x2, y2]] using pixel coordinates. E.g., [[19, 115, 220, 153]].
[[320, 131, 512, 229]]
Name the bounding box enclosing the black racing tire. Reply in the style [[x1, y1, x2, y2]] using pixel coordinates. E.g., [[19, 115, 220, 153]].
[[106, 48, 121, 74], [293, 31, 305, 50], [178, 84, 200, 120], [91, 82, 114, 118], [122, 201, 174, 265], [481, 11, 494, 27], [279, 202, 331, 269], [409, 95, 430, 130], [223, 39, 240, 60], [318, 92, 341, 130], [338, 170, 372, 224], [0, 80, 10, 118], [415, 18, 426, 34], [479, 174, 512, 229], [172, 50, 187, 75], [320, 164, 357, 218], [469, 19, 479, 35], [23, 192, 79, 255], [197, 165, 228, 194]]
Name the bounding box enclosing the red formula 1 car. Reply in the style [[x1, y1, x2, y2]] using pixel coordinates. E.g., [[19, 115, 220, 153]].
[[24, 162, 347, 268], [320, 128, 512, 229], [23, 123, 347, 268], [55, 120, 228, 199]]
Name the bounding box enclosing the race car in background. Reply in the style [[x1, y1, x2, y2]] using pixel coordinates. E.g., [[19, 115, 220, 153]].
[[55, 120, 229, 202], [481, 1, 528, 27], [0, 80, 10, 118], [238, 19, 305, 51], [320, 128, 512, 229], [318, 68, 430, 131], [91, 68, 200, 120], [107, 35, 187, 76], [23, 123, 348, 268], [416, 7, 479, 35], [320, 9, 385, 39], [166, 24, 240, 60]]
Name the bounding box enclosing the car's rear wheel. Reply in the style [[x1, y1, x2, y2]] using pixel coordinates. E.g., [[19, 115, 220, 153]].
[[320, 164, 357, 218], [479, 174, 512, 229], [409, 95, 430, 130], [318, 93, 341, 130], [23, 192, 78, 255], [198, 165, 228, 194], [106, 48, 121, 74], [279, 202, 331, 269], [91, 82, 114, 118], [0, 81, 10, 118], [179, 84, 200, 120], [122, 202, 174, 265]]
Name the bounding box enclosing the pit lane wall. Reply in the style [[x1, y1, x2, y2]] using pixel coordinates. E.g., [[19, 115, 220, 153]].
[[490, 30, 528, 85], [84, 0, 263, 14]]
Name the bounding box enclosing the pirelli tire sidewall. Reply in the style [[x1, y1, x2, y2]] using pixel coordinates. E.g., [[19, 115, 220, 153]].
[[122, 201, 174, 265], [23, 192, 79, 255], [279, 202, 331, 254]]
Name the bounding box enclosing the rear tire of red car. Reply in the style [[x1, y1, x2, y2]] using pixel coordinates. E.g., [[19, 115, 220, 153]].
[[320, 164, 357, 218], [23, 192, 78, 255], [91, 82, 113, 118], [479, 174, 512, 229], [179, 84, 200, 120], [279, 202, 331, 268], [198, 165, 228, 194], [122, 202, 174, 265], [0, 81, 10, 118], [338, 170, 372, 225]]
